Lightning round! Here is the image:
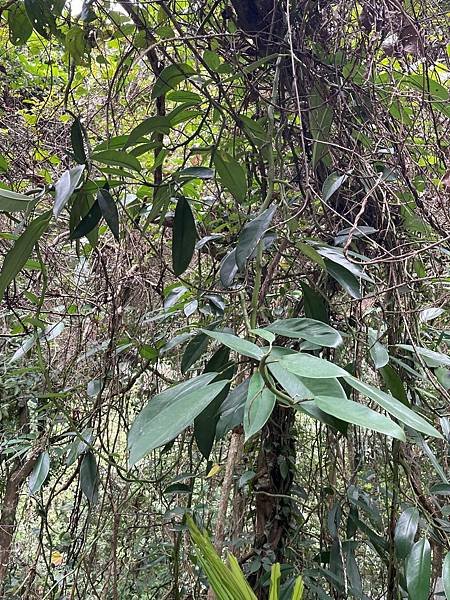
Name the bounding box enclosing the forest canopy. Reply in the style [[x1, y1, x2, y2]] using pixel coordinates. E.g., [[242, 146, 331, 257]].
[[0, 0, 449, 598]]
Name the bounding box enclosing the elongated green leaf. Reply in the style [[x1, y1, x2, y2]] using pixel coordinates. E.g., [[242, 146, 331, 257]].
[[266, 318, 342, 348], [91, 150, 141, 172], [345, 376, 442, 439], [324, 258, 361, 299], [0, 187, 40, 213], [202, 330, 264, 360], [97, 189, 119, 241], [152, 63, 195, 98], [244, 372, 276, 441], [395, 507, 419, 559], [315, 396, 406, 441], [301, 282, 329, 323], [443, 552, 450, 600], [380, 364, 408, 405], [29, 450, 50, 494], [124, 116, 171, 148], [71, 199, 102, 240], [80, 451, 99, 504], [220, 249, 239, 287], [213, 151, 247, 203], [318, 247, 374, 283], [24, 0, 57, 38], [216, 379, 249, 439], [396, 344, 450, 368], [53, 165, 85, 217], [172, 196, 196, 276], [71, 118, 87, 164], [235, 205, 276, 270], [181, 331, 209, 373], [322, 173, 347, 202], [0, 210, 51, 302], [278, 353, 348, 378], [406, 539, 431, 600], [128, 375, 228, 465]]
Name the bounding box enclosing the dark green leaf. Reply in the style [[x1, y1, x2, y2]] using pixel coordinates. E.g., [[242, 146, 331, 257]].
[[406, 539, 431, 600], [97, 189, 119, 241], [324, 258, 361, 299], [24, 0, 57, 38], [0, 210, 51, 302], [8, 2, 32, 45], [379, 364, 408, 405], [71, 199, 102, 240], [172, 196, 196, 276], [152, 63, 195, 99], [322, 173, 347, 202], [395, 507, 419, 559], [244, 372, 276, 441], [216, 379, 249, 439], [80, 451, 99, 504], [220, 249, 239, 288], [177, 167, 215, 180], [181, 331, 209, 374], [213, 151, 247, 203], [235, 205, 276, 270], [128, 374, 228, 465], [71, 118, 87, 164], [301, 282, 329, 323], [443, 552, 450, 600], [315, 396, 406, 441], [91, 150, 141, 172], [29, 451, 50, 495], [266, 318, 342, 348]]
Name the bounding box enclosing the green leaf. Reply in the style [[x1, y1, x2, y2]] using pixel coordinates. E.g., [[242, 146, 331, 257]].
[[244, 373, 276, 441], [443, 552, 450, 600], [309, 84, 333, 167], [278, 353, 348, 378], [324, 258, 361, 299], [213, 151, 247, 203], [71, 199, 102, 240], [91, 150, 141, 172], [395, 507, 419, 559], [53, 165, 85, 218], [8, 1, 32, 45], [266, 318, 342, 348], [0, 210, 51, 302], [80, 451, 99, 504], [0, 154, 8, 173], [202, 330, 264, 360], [71, 118, 87, 164], [172, 196, 196, 276], [315, 396, 406, 441], [220, 249, 239, 288], [128, 376, 228, 465], [124, 116, 171, 148], [65, 25, 86, 64], [24, 0, 57, 38], [181, 331, 209, 374], [29, 451, 50, 495], [97, 189, 119, 241], [216, 379, 249, 439], [177, 167, 214, 180], [301, 282, 329, 323], [235, 205, 276, 270], [379, 364, 408, 405], [0, 187, 40, 213], [345, 375, 442, 439], [396, 344, 450, 368], [322, 173, 347, 202], [368, 328, 389, 369], [430, 483, 450, 495], [152, 63, 195, 99], [406, 539, 431, 600]]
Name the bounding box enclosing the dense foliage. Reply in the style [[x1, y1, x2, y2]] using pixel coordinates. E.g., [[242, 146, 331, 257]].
[[0, 0, 449, 598]]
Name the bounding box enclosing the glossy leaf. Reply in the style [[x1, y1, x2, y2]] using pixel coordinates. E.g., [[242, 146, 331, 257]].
[[172, 196, 196, 276], [395, 507, 419, 559], [0, 187, 40, 213], [97, 188, 119, 241], [128, 375, 228, 465], [406, 539, 431, 600], [345, 376, 442, 439], [0, 210, 51, 302], [181, 331, 209, 373], [202, 330, 264, 360], [53, 165, 85, 218], [324, 258, 361, 299], [278, 353, 348, 378], [315, 396, 406, 441], [213, 151, 247, 203], [216, 379, 249, 439], [80, 451, 99, 504], [396, 344, 450, 368], [71, 199, 102, 240], [266, 318, 342, 347], [322, 173, 347, 202], [29, 451, 50, 495], [220, 249, 239, 288], [71, 118, 87, 164], [235, 205, 276, 270], [368, 328, 389, 369], [244, 372, 276, 441]]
